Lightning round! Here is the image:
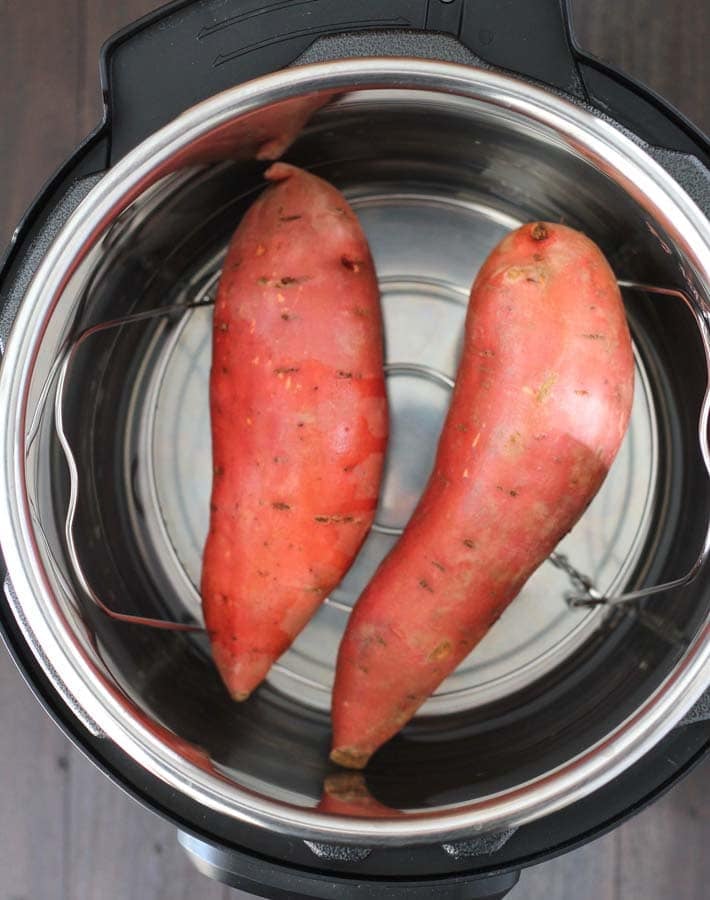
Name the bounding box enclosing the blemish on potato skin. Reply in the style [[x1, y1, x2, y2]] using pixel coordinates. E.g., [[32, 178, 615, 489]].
[[581, 333, 606, 340], [463, 538, 476, 550], [535, 372, 557, 404], [272, 501, 291, 511], [314, 514, 355, 524], [217, 321, 229, 332], [506, 265, 545, 285], [213, 466, 224, 477], [418, 578, 434, 593], [256, 244, 266, 256], [505, 431, 523, 452], [274, 366, 300, 375], [428, 640, 452, 662], [575, 389, 590, 396], [432, 560, 445, 572], [341, 256, 364, 272], [531, 222, 548, 241]]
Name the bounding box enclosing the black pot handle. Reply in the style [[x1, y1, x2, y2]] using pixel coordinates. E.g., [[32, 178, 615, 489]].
[[179, 829, 521, 899], [102, 0, 708, 164], [101, 0, 584, 164], [2, 0, 704, 290]]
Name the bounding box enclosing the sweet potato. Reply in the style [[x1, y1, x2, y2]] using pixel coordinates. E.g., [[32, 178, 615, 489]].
[[331, 222, 634, 769], [203, 162, 387, 700]]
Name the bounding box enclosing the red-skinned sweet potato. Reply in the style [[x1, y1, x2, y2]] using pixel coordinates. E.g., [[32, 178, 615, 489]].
[[331, 222, 634, 769], [203, 162, 387, 700]]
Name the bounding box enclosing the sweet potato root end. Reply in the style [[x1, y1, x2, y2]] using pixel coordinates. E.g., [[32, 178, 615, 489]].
[[330, 747, 371, 770], [231, 689, 252, 702]]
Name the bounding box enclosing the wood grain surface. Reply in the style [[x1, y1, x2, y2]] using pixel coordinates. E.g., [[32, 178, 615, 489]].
[[0, 2, 707, 899]]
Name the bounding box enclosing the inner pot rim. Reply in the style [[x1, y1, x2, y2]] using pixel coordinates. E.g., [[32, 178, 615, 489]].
[[0, 58, 709, 845]]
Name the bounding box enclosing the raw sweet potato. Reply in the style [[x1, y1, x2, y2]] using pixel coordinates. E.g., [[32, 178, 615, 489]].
[[331, 222, 634, 769], [203, 162, 387, 700]]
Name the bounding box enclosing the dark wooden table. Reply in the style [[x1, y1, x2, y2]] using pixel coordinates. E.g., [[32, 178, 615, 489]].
[[0, 2, 708, 898]]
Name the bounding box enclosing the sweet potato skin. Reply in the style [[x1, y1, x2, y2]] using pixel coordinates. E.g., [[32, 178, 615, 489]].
[[203, 163, 387, 700], [331, 222, 634, 769]]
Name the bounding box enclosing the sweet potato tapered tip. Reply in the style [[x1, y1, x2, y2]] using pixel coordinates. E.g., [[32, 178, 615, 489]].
[[232, 690, 251, 702], [329, 747, 371, 770]]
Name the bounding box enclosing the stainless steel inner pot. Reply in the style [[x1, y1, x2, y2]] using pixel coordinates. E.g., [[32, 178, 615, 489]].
[[1, 59, 709, 845]]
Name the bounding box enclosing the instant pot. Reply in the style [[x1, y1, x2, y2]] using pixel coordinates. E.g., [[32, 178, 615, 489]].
[[1, 1, 709, 897]]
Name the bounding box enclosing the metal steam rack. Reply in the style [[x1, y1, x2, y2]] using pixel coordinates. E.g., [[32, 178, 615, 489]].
[[26, 274, 710, 649]]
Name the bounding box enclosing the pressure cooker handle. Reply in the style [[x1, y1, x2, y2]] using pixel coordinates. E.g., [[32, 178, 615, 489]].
[[179, 829, 521, 899], [101, 0, 709, 166], [101, 0, 585, 164]]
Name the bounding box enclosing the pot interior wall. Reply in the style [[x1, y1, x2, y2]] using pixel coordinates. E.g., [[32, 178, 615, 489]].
[[27, 87, 710, 813]]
